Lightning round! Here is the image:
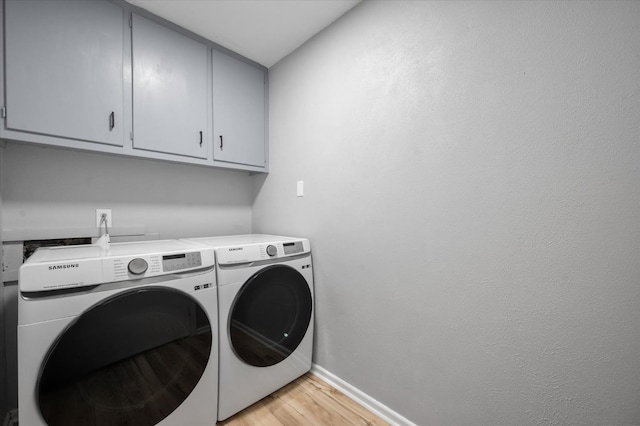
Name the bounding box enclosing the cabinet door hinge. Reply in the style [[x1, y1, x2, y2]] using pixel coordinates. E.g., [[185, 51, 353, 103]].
[[130, 131, 134, 141], [1, 107, 6, 118], [129, 16, 132, 28]]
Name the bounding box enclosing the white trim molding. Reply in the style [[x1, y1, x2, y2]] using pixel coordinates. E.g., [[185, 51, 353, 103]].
[[310, 364, 417, 426]]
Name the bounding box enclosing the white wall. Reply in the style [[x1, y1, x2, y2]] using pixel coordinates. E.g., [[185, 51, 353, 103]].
[[253, 1, 640, 424]]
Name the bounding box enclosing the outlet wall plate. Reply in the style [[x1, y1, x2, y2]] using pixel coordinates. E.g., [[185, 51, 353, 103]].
[[96, 209, 112, 228]]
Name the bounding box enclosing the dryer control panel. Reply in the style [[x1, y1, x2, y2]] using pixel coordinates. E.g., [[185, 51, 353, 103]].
[[282, 241, 304, 255], [216, 239, 310, 265]]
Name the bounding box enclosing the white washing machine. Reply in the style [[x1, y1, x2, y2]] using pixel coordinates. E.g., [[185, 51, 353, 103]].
[[185, 235, 314, 421], [17, 240, 218, 426]]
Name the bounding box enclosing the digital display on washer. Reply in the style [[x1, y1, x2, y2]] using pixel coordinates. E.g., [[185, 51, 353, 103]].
[[283, 241, 303, 255], [163, 254, 186, 260], [162, 252, 202, 271]]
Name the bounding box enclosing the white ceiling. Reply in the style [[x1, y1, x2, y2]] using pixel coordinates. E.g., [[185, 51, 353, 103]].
[[126, 0, 361, 68]]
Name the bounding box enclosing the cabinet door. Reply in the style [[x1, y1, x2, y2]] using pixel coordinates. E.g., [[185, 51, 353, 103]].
[[132, 14, 208, 159], [212, 50, 266, 168], [4, 0, 124, 146]]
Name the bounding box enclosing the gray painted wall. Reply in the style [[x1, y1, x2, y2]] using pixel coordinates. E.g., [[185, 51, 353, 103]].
[[0, 142, 254, 416], [253, 1, 640, 424], [2, 143, 253, 239]]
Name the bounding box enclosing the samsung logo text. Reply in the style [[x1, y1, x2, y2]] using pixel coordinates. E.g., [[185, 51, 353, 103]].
[[48, 264, 80, 271]]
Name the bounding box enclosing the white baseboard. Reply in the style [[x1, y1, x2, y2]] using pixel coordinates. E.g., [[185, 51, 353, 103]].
[[310, 364, 416, 426]]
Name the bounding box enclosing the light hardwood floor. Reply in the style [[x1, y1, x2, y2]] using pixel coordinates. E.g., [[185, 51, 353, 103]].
[[218, 373, 389, 425]]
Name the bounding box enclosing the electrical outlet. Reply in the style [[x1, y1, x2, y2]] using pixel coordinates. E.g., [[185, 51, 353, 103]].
[[96, 209, 112, 228]]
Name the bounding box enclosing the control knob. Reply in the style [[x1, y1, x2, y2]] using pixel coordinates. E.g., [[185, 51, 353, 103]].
[[128, 258, 148, 275], [266, 245, 278, 257]]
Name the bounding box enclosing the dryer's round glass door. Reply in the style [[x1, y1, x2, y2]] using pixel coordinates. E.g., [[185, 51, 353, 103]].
[[37, 288, 212, 426], [229, 265, 313, 367]]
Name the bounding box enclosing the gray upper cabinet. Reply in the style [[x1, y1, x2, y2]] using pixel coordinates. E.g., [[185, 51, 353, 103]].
[[1, 0, 267, 172], [212, 50, 267, 168], [132, 14, 208, 159], [3, 0, 125, 146]]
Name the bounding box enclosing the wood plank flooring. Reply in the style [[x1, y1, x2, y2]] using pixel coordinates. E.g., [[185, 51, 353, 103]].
[[218, 373, 389, 426]]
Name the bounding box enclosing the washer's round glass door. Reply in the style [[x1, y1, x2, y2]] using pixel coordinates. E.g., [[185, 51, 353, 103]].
[[38, 288, 212, 426], [229, 265, 312, 367]]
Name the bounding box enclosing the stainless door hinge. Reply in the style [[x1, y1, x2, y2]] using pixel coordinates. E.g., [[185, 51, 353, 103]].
[[129, 16, 132, 28], [1, 106, 6, 118], [130, 131, 134, 141]]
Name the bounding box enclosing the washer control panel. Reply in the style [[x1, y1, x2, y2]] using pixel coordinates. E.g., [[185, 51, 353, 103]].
[[162, 252, 202, 272], [108, 251, 209, 281], [19, 241, 215, 292]]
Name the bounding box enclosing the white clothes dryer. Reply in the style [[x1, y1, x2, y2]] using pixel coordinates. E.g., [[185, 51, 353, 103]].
[[18, 240, 218, 426], [185, 235, 314, 421]]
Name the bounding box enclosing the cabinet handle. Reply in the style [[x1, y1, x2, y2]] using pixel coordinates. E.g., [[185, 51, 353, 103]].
[[219, 135, 224, 150], [199, 131, 203, 146], [109, 111, 115, 131]]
